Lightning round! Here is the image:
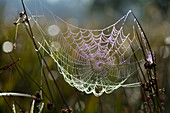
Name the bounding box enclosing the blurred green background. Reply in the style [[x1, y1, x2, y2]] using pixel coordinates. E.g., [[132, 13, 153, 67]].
[[0, 0, 170, 113]]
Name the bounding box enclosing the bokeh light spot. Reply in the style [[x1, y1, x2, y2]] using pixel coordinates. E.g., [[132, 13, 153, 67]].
[[159, 46, 169, 59], [2, 41, 13, 53], [48, 25, 60, 36], [75, 100, 85, 111], [165, 36, 170, 45]]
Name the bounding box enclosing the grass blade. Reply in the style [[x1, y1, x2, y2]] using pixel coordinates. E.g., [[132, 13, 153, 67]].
[[30, 100, 35, 113]]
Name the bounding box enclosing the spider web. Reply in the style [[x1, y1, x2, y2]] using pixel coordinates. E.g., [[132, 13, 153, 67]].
[[25, 1, 152, 97]]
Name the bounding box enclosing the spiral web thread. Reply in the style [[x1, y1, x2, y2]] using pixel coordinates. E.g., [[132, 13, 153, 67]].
[[25, 2, 151, 96]]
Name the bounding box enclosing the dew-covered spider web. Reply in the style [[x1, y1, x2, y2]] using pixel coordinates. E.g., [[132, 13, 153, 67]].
[[24, 1, 153, 97]]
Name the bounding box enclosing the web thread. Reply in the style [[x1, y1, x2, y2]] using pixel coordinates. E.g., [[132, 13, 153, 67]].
[[25, 1, 151, 97]]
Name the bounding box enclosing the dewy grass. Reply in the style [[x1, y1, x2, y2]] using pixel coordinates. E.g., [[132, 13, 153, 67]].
[[12, 100, 44, 113], [30, 100, 35, 113], [0, 92, 35, 98], [12, 104, 16, 113], [131, 14, 165, 113]]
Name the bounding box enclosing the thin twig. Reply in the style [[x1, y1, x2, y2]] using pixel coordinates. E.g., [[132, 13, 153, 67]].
[[0, 58, 20, 72]]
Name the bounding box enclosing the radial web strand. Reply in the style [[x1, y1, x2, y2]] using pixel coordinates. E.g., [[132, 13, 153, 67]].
[[24, 1, 152, 97]]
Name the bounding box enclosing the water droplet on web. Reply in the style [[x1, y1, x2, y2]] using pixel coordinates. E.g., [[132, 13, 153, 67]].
[[134, 18, 136, 22], [35, 48, 39, 52], [48, 25, 60, 36], [146, 51, 153, 64], [141, 32, 144, 37], [2, 41, 13, 53]]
